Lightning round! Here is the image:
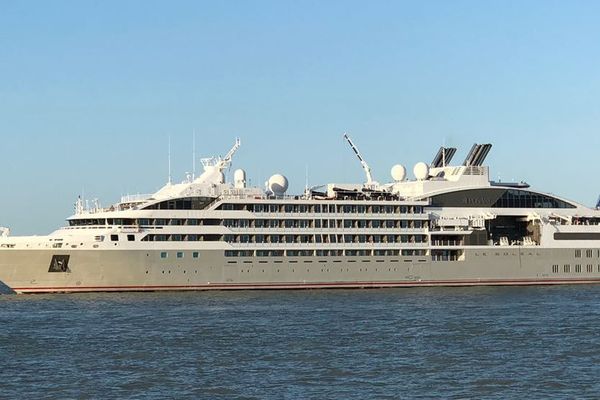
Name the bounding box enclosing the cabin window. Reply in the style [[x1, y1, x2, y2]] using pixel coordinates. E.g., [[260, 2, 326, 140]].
[[177, 252, 184, 258], [110, 234, 118, 241], [160, 252, 168, 258], [127, 234, 135, 241]]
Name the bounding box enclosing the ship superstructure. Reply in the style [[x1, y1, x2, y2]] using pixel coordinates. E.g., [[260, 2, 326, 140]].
[[1, 137, 599, 294]]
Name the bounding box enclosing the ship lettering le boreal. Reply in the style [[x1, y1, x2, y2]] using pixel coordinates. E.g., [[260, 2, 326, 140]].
[[1, 137, 599, 294]]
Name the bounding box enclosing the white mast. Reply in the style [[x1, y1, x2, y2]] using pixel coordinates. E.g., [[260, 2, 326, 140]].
[[168, 134, 172, 185], [192, 129, 196, 180], [343, 132, 374, 185]]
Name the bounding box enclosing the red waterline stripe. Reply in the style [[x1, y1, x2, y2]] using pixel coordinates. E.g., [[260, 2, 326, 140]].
[[13, 278, 600, 292]]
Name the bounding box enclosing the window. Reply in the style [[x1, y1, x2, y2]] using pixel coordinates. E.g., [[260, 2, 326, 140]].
[[143, 197, 214, 210], [127, 234, 135, 242], [586, 249, 593, 258], [160, 252, 168, 259], [430, 189, 576, 208], [564, 264, 571, 273], [193, 252, 199, 258], [587, 264, 593, 273], [176, 252, 184, 259], [552, 265, 559, 273], [575, 250, 582, 258], [110, 234, 118, 242], [575, 264, 582, 273]]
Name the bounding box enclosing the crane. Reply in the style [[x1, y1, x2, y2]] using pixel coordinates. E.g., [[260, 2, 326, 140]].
[[195, 137, 241, 185], [217, 137, 241, 172], [200, 137, 241, 173], [343, 133, 374, 185]]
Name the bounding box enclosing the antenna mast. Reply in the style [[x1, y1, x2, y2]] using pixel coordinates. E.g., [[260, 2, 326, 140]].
[[168, 135, 172, 184], [192, 129, 196, 180], [343, 132, 374, 185]]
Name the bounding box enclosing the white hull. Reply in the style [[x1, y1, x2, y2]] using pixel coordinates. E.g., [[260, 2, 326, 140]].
[[2, 247, 599, 294]]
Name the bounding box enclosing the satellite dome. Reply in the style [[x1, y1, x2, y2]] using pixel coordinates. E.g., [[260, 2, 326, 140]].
[[234, 169, 246, 189], [390, 164, 406, 182], [268, 174, 289, 195], [413, 162, 430, 181]]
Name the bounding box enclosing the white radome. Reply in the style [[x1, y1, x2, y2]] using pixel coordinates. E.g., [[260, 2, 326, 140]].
[[413, 162, 430, 181], [268, 174, 289, 194], [234, 169, 247, 189], [390, 164, 406, 182]]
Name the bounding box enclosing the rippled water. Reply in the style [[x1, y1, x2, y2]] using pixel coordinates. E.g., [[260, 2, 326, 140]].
[[2, 286, 600, 399]]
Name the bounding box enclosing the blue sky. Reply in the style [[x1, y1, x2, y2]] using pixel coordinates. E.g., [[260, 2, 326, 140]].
[[1, 1, 600, 234]]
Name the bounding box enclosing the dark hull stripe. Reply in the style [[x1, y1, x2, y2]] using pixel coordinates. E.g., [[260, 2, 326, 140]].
[[13, 278, 600, 293]]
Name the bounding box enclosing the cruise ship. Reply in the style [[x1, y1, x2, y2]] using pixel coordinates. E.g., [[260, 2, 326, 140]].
[[1, 136, 600, 294]]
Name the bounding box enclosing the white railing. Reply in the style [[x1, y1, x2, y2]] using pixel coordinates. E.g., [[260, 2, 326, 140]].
[[120, 194, 153, 203]]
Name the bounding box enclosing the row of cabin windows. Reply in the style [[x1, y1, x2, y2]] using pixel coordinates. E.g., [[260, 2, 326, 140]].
[[552, 264, 600, 273], [219, 203, 424, 214], [70, 218, 203, 227], [159, 251, 200, 259], [69, 217, 426, 228], [224, 234, 427, 244], [143, 234, 221, 242], [143, 233, 428, 243], [574, 249, 600, 258], [224, 219, 425, 229], [225, 249, 427, 257]]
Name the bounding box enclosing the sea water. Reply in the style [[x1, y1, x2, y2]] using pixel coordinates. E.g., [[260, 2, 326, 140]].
[[1, 286, 600, 399]]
